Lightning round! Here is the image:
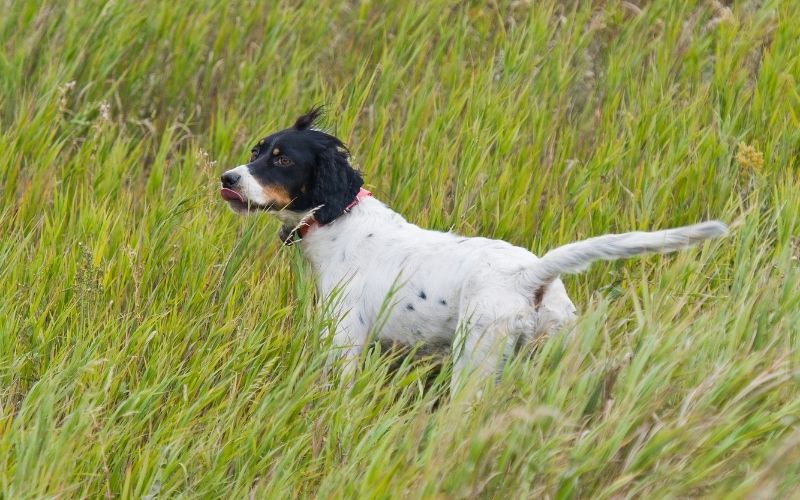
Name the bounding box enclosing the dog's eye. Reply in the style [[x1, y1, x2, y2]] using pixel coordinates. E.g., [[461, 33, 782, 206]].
[[250, 148, 260, 162], [274, 155, 293, 167]]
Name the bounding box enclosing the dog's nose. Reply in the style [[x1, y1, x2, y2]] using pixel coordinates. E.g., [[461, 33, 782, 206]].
[[221, 172, 241, 188]]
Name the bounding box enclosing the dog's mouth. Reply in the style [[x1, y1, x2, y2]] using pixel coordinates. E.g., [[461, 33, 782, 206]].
[[220, 187, 274, 212], [220, 187, 245, 203]]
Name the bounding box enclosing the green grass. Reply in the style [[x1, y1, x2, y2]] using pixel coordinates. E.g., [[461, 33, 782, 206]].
[[1, 0, 799, 497]]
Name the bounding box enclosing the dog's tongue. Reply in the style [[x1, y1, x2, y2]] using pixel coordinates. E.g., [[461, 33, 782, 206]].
[[220, 188, 244, 202]]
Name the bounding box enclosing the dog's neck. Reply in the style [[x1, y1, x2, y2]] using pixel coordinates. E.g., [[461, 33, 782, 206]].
[[279, 189, 372, 245], [297, 196, 405, 279], [299, 188, 372, 239]]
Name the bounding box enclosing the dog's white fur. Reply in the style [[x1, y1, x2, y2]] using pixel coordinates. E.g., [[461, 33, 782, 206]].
[[265, 192, 727, 390], [226, 165, 268, 204]]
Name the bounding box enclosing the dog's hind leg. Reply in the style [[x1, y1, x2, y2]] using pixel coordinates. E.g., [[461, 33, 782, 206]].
[[451, 292, 536, 395]]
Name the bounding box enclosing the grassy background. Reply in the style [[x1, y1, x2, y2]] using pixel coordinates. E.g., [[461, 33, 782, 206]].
[[2, 0, 799, 497]]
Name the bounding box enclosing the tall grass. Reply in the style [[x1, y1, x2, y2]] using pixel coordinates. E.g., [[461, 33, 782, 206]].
[[1, 0, 799, 497]]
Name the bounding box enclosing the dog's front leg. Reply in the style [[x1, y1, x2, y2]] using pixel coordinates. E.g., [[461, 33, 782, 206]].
[[324, 309, 368, 383]]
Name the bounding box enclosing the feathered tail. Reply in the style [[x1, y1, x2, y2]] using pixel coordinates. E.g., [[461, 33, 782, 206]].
[[526, 221, 727, 299]]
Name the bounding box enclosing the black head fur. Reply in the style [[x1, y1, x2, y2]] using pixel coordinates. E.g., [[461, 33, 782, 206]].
[[292, 106, 363, 224], [310, 140, 363, 224], [293, 105, 324, 131]]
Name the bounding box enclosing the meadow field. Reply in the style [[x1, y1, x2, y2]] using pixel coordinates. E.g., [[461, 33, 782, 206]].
[[2, 0, 799, 497]]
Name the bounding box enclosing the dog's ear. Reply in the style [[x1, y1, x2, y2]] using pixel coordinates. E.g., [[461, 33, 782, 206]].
[[310, 144, 363, 225], [294, 106, 323, 131]]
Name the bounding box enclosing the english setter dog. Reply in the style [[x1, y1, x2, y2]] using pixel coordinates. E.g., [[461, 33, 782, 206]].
[[220, 109, 727, 391]]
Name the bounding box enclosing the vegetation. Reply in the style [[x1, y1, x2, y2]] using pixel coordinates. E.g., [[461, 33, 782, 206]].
[[1, 0, 798, 497]]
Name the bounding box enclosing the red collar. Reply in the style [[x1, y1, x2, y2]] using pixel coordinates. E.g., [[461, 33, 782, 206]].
[[296, 188, 372, 239]]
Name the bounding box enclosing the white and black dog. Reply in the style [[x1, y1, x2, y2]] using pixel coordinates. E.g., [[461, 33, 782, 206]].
[[220, 108, 727, 391]]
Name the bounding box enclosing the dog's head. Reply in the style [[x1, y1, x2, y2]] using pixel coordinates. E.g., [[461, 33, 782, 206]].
[[219, 107, 363, 232]]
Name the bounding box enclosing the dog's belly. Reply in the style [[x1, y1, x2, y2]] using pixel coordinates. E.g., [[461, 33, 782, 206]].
[[345, 259, 466, 349], [353, 247, 524, 348], [375, 301, 459, 348], [377, 336, 452, 358]]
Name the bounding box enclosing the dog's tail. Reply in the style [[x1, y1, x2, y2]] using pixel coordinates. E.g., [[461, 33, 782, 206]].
[[526, 221, 727, 302]]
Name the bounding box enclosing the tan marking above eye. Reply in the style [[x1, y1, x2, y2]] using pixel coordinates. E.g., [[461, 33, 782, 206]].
[[261, 184, 292, 208], [272, 148, 280, 155]]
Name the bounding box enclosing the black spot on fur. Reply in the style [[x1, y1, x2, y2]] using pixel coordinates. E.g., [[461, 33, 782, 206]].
[[406, 303, 415, 311], [367, 233, 374, 237], [418, 290, 427, 300], [358, 313, 365, 325], [439, 299, 447, 306]]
